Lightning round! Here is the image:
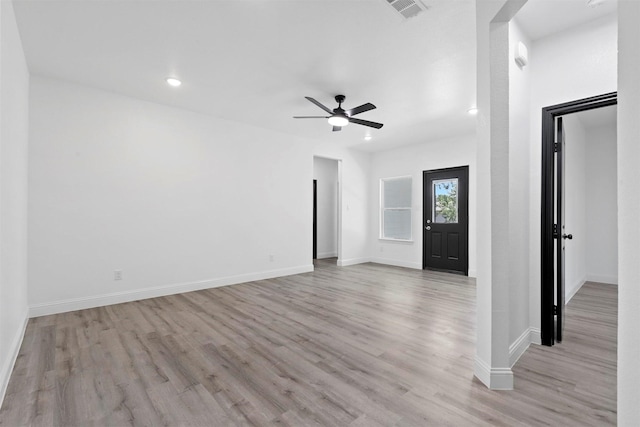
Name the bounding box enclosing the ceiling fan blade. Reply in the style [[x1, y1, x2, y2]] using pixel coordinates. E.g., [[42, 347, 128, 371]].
[[293, 116, 329, 119], [346, 103, 376, 117], [305, 97, 333, 114], [349, 117, 384, 129], [332, 126, 342, 132]]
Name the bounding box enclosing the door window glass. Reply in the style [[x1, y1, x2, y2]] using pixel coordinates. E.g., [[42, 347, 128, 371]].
[[433, 179, 458, 223]]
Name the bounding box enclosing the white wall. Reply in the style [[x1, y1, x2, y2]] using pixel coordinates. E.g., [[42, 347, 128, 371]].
[[585, 122, 617, 285], [527, 13, 617, 333], [313, 157, 338, 259], [508, 18, 533, 358], [369, 134, 476, 274], [617, 1, 640, 423], [28, 76, 323, 315], [312, 144, 370, 267], [0, 0, 30, 405], [28, 76, 373, 316], [562, 114, 588, 301]]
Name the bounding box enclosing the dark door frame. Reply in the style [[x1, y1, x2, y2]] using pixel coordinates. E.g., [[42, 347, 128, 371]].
[[540, 92, 617, 346], [422, 165, 469, 275]]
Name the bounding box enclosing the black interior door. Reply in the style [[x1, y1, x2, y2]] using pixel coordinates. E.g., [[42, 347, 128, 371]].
[[555, 117, 566, 342], [313, 180, 317, 259], [423, 166, 469, 275]]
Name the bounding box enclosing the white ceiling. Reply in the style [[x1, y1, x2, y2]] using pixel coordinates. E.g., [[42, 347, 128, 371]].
[[515, 0, 617, 41], [12, 0, 617, 152], [574, 104, 617, 130]]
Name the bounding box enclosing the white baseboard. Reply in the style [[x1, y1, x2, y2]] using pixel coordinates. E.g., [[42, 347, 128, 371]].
[[564, 276, 587, 304], [474, 356, 513, 390], [337, 257, 371, 267], [509, 327, 538, 367], [0, 308, 29, 408], [369, 257, 421, 270], [317, 251, 338, 259], [529, 327, 541, 345], [566, 277, 586, 303], [29, 265, 314, 318], [586, 274, 618, 285], [369, 258, 476, 276]]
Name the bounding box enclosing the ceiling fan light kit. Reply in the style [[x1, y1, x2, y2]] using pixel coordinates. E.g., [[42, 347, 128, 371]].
[[328, 115, 349, 127], [294, 94, 383, 132]]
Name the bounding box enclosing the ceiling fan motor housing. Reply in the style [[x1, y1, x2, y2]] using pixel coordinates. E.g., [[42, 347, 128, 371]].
[[334, 95, 346, 113]]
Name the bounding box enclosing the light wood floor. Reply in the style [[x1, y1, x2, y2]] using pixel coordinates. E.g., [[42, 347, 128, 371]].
[[0, 260, 616, 426]]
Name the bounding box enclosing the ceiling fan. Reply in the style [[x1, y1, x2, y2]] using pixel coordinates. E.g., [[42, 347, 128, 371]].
[[294, 95, 384, 132]]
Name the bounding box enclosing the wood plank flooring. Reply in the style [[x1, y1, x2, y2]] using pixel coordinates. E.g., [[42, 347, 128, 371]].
[[0, 260, 616, 426]]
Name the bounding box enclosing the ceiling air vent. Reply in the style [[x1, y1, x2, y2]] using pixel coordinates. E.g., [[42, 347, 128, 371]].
[[385, 0, 428, 19]]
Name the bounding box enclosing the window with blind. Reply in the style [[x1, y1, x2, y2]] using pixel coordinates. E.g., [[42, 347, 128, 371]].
[[380, 176, 412, 241]]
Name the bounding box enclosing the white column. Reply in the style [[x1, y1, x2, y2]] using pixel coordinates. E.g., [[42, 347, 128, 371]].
[[617, 1, 640, 424], [474, 0, 527, 390]]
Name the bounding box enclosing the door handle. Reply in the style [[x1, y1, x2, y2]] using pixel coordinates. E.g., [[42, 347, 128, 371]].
[[425, 226, 431, 231], [562, 233, 573, 240]]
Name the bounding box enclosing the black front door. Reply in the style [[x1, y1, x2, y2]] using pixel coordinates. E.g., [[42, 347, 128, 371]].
[[423, 166, 469, 275]]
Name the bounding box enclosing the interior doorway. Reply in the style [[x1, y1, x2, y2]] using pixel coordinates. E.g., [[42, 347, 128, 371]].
[[540, 92, 617, 346], [313, 157, 341, 265]]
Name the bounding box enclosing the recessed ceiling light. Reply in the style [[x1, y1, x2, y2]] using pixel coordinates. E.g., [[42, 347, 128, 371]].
[[468, 107, 478, 115], [165, 77, 182, 87], [364, 135, 372, 141]]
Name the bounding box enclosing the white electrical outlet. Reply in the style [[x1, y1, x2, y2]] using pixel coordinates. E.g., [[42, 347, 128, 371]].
[[114, 270, 123, 281], [269, 255, 274, 262]]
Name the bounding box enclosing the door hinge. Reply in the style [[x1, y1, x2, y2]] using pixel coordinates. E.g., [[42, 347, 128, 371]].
[[553, 224, 559, 239], [554, 305, 558, 315], [554, 143, 560, 152]]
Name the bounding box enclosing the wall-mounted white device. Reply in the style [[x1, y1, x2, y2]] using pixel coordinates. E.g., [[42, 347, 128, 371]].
[[514, 41, 528, 68]]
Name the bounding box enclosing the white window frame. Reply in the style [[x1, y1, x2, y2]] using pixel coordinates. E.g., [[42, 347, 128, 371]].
[[380, 175, 413, 242]]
